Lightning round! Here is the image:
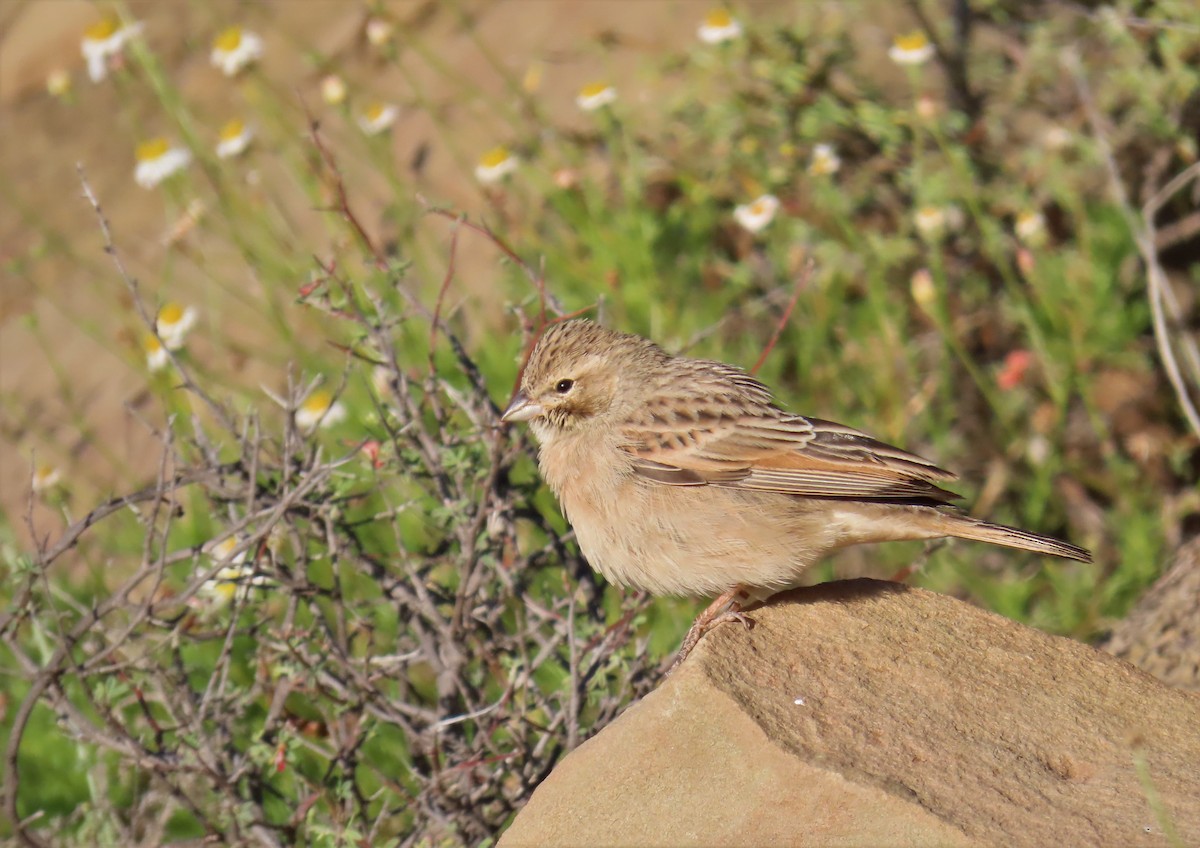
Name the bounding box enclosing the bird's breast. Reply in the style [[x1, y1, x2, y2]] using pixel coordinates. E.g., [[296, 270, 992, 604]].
[[536, 431, 831, 597]]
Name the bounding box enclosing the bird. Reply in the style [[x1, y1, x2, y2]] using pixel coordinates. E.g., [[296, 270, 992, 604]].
[[502, 319, 1092, 668]]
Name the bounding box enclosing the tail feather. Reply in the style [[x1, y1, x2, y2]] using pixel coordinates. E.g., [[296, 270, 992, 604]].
[[949, 517, 1092, 563]]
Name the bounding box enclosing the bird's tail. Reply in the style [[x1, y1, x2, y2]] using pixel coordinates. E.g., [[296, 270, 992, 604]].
[[947, 516, 1092, 563]]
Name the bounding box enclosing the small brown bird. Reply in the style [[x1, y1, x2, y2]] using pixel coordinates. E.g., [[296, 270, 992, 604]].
[[503, 320, 1091, 665]]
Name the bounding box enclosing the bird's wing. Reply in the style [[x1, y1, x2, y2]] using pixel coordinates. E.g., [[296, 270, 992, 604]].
[[621, 367, 959, 502]]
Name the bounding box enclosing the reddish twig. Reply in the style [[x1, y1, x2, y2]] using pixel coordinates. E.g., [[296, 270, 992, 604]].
[[429, 216, 464, 378], [413, 198, 593, 404], [750, 257, 814, 376], [418, 198, 545, 294], [302, 104, 388, 271]]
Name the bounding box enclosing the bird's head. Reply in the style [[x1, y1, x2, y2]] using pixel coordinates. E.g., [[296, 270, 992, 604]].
[[501, 319, 663, 437]]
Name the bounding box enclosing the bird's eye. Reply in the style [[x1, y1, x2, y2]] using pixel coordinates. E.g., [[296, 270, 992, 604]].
[[555, 379, 575, 394]]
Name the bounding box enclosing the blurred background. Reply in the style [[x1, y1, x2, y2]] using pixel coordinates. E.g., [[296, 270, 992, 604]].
[[2, 0, 1198, 843], [2, 0, 721, 526]]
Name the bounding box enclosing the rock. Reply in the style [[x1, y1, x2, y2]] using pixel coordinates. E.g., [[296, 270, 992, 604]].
[[501, 580, 1200, 847], [1101, 537, 1200, 691]]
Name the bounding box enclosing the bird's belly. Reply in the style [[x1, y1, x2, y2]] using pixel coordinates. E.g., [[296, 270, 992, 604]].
[[560, 475, 833, 598]]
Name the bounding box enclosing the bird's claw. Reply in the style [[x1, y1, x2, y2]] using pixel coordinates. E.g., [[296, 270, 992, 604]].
[[667, 590, 755, 675]]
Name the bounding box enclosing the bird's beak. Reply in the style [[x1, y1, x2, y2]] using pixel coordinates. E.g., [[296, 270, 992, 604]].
[[501, 390, 543, 423]]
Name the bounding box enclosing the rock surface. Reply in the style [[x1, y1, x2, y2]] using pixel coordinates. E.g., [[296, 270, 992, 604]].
[[1102, 537, 1200, 691], [501, 580, 1200, 847]]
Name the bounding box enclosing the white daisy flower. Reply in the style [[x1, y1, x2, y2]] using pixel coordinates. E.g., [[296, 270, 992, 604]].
[[31, 464, 63, 493], [357, 102, 398, 135], [697, 9, 742, 44], [196, 576, 240, 607], [216, 118, 254, 159], [81, 17, 143, 83], [155, 303, 197, 350], [321, 74, 347, 106], [888, 32, 935, 66], [733, 194, 780, 234], [914, 205, 962, 241], [474, 146, 519, 184], [365, 17, 393, 46], [134, 138, 192, 189], [198, 536, 272, 606], [210, 26, 263, 77], [914, 206, 946, 239], [208, 535, 247, 568], [1015, 210, 1047, 246], [143, 334, 170, 371], [576, 82, 617, 112], [808, 143, 841, 176], [295, 390, 347, 433]]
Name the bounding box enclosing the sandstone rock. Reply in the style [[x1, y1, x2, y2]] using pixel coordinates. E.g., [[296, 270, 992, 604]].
[[501, 580, 1200, 847], [1102, 537, 1200, 691]]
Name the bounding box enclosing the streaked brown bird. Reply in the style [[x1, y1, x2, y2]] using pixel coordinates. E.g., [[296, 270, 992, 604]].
[[502, 320, 1091, 666]]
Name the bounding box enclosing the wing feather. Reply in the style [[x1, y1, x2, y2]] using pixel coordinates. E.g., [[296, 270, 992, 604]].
[[622, 373, 959, 502]]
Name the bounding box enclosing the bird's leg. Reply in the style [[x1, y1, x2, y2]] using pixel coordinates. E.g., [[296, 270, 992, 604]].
[[888, 563, 920, 582], [668, 584, 754, 674]]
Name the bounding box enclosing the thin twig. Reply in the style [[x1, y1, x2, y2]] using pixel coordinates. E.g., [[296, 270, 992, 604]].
[[1067, 52, 1200, 436], [77, 166, 236, 434], [751, 258, 814, 376], [429, 215, 464, 378]]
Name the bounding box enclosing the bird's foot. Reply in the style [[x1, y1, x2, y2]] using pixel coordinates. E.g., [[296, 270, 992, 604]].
[[667, 586, 754, 674]]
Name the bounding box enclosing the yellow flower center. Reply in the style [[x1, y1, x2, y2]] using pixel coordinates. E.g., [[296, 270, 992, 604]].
[[212, 582, 238, 599], [479, 146, 511, 168], [47, 70, 71, 96], [810, 147, 839, 174], [159, 303, 184, 325], [366, 103, 387, 121], [35, 465, 57, 482], [85, 18, 119, 42], [213, 537, 239, 558], [219, 119, 245, 141], [704, 9, 733, 28], [136, 138, 171, 162], [143, 334, 163, 353], [893, 32, 929, 52], [302, 390, 333, 414], [753, 200, 773, 215], [522, 62, 544, 94], [579, 82, 612, 99], [214, 26, 243, 53]]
